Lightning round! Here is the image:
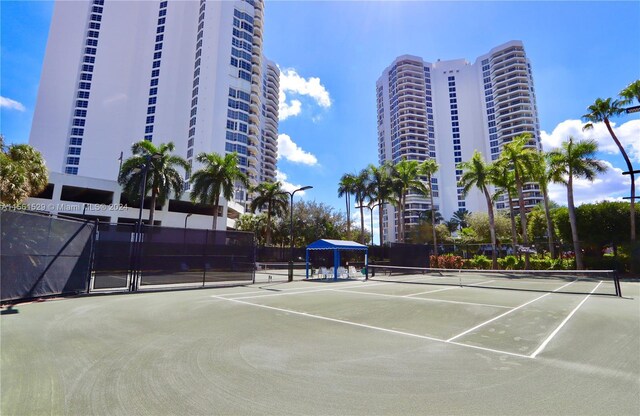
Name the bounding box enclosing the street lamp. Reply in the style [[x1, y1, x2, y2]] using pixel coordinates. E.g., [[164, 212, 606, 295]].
[[356, 202, 380, 246], [283, 185, 313, 281], [184, 213, 193, 229]]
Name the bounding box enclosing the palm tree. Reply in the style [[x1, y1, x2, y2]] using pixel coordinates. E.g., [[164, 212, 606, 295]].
[[530, 152, 557, 258], [548, 137, 607, 269], [249, 181, 288, 246], [366, 163, 393, 245], [190, 152, 248, 229], [338, 173, 356, 239], [452, 209, 470, 230], [118, 140, 189, 225], [459, 151, 499, 269], [499, 133, 537, 268], [0, 136, 48, 205], [619, 80, 640, 105], [391, 159, 428, 243], [419, 159, 440, 256], [492, 161, 519, 255], [582, 97, 634, 242], [353, 169, 370, 244]]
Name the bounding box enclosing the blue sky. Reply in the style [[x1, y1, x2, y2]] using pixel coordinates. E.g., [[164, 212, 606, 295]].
[[1, 1, 639, 238]]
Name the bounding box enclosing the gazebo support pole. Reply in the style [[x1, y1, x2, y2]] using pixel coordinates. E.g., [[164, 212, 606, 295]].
[[305, 249, 310, 279], [365, 250, 369, 280], [334, 249, 340, 280]]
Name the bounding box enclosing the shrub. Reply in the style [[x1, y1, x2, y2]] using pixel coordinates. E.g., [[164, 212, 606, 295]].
[[430, 254, 464, 269], [498, 255, 521, 270], [467, 254, 492, 269]]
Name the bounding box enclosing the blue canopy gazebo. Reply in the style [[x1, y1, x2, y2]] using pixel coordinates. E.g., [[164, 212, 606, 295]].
[[305, 239, 368, 280]]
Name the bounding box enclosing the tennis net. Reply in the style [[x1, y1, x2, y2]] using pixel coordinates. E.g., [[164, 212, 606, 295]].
[[367, 265, 621, 297]]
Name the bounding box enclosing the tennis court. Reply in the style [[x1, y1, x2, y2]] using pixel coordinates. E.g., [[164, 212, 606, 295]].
[[2, 271, 639, 415]]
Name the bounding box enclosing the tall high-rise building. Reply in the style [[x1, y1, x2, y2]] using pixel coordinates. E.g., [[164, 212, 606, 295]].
[[29, 0, 278, 222], [376, 40, 542, 243]]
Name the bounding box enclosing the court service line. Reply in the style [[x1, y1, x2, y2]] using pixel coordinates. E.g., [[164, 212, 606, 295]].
[[332, 288, 512, 309], [446, 280, 577, 342], [210, 295, 532, 359], [529, 281, 603, 358], [212, 281, 392, 300], [402, 280, 496, 297]]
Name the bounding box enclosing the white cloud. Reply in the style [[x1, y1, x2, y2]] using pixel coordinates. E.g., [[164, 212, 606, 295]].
[[275, 170, 309, 196], [541, 119, 640, 164], [0, 96, 26, 111], [277, 133, 318, 165], [547, 161, 631, 206], [278, 68, 331, 121], [278, 97, 301, 120]]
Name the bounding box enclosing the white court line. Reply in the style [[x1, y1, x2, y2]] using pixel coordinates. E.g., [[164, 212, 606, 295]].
[[403, 280, 496, 297], [211, 295, 532, 359], [446, 280, 576, 342], [213, 281, 393, 300], [530, 281, 603, 358], [333, 288, 512, 309]]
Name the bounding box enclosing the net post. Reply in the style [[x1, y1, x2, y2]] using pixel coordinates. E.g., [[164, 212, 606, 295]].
[[613, 270, 622, 297]]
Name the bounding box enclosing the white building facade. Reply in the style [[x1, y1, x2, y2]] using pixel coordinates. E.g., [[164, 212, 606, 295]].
[[377, 41, 542, 243], [29, 0, 279, 228]]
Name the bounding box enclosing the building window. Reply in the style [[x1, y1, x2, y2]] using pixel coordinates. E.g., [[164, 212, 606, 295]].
[[67, 157, 80, 165], [65, 167, 79, 175]]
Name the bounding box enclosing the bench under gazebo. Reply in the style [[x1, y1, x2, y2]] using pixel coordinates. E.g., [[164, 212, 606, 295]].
[[305, 239, 368, 280]]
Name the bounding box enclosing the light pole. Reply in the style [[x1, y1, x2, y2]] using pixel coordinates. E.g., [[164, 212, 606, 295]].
[[356, 202, 380, 246], [184, 213, 193, 229], [130, 153, 161, 292], [284, 185, 313, 281]]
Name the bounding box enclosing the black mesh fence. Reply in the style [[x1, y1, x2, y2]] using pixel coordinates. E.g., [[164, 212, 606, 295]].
[[1, 210, 95, 302], [93, 223, 135, 289], [137, 226, 255, 287]]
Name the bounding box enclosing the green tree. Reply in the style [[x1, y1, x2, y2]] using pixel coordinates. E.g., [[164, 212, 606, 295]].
[[452, 209, 470, 230], [249, 181, 288, 246], [467, 211, 511, 244], [459, 151, 499, 268], [236, 213, 267, 246], [353, 169, 370, 244], [492, 161, 519, 254], [0, 137, 48, 205], [366, 163, 393, 245], [118, 140, 189, 225], [582, 97, 634, 242], [190, 152, 248, 230], [391, 159, 428, 243], [337, 173, 356, 239], [419, 159, 440, 255], [619, 80, 640, 105], [499, 133, 537, 268], [548, 137, 607, 269], [291, 200, 348, 246], [530, 152, 557, 257]]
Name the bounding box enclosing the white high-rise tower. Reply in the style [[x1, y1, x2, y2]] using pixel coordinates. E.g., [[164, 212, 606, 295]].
[[376, 41, 542, 243], [29, 0, 278, 223]]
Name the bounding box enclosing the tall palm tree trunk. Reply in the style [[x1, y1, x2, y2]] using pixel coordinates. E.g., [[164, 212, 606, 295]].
[[266, 201, 273, 246], [604, 119, 635, 241], [378, 202, 384, 246], [345, 194, 351, 240], [515, 178, 530, 269], [212, 195, 220, 230], [542, 188, 556, 258], [483, 186, 498, 269], [507, 191, 518, 255], [430, 191, 438, 256], [359, 204, 366, 244], [567, 176, 583, 269]]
